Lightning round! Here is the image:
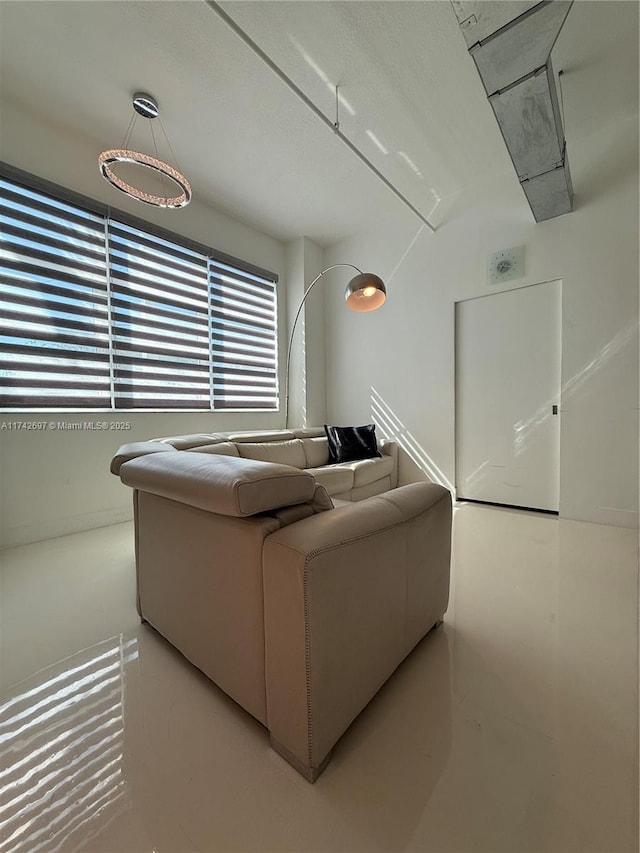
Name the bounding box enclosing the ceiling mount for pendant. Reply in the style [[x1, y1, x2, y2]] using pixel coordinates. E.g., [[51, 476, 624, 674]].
[[98, 92, 191, 209], [132, 92, 159, 119]]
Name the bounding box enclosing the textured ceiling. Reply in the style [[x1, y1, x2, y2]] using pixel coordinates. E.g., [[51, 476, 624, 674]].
[[0, 1, 637, 245]]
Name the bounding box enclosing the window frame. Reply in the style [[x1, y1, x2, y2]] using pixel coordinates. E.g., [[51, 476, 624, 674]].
[[0, 162, 280, 413]]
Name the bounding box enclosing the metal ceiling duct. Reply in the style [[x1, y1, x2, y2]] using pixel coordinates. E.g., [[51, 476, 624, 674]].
[[452, 0, 574, 222]]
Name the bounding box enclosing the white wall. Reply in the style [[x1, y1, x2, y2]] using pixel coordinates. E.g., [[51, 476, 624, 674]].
[[301, 239, 327, 427], [323, 112, 639, 528], [0, 98, 287, 548], [284, 237, 327, 428]]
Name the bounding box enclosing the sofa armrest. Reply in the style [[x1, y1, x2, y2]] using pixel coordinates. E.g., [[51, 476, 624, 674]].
[[379, 439, 398, 488], [262, 482, 451, 780]]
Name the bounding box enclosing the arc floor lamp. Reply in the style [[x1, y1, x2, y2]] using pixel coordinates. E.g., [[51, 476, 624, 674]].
[[284, 264, 386, 427]]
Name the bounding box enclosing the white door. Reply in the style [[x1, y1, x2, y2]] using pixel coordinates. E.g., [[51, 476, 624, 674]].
[[455, 280, 561, 512]]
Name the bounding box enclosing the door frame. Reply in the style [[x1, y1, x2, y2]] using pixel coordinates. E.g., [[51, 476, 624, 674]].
[[453, 278, 563, 513]]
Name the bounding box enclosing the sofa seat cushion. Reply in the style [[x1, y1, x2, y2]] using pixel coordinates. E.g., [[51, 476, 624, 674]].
[[348, 455, 394, 488], [306, 464, 354, 496], [120, 453, 316, 517], [331, 497, 352, 508], [237, 439, 306, 469]]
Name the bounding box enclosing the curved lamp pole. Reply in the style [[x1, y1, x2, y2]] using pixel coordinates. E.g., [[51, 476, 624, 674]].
[[284, 263, 386, 427]]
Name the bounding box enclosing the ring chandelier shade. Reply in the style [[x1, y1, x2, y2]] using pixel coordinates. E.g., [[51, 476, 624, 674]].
[[98, 93, 191, 209]]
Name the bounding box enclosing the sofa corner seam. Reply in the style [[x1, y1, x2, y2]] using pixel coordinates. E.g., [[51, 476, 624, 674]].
[[303, 557, 314, 769]]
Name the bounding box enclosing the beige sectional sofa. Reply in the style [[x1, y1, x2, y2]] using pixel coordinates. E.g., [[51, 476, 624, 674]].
[[112, 428, 451, 781], [110, 427, 398, 500]]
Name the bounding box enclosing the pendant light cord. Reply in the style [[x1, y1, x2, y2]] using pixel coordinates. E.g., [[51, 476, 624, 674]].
[[158, 116, 185, 176], [149, 119, 169, 201], [121, 112, 137, 150]]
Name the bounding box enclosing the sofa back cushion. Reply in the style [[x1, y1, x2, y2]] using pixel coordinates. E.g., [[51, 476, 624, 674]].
[[155, 433, 227, 449], [190, 441, 240, 456], [228, 430, 296, 443], [301, 437, 330, 468], [237, 439, 306, 469]]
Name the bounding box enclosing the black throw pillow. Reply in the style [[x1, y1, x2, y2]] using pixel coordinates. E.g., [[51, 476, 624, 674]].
[[324, 423, 382, 464]]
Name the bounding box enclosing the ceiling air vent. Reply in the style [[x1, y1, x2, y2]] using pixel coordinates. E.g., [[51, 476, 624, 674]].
[[452, 0, 574, 222]]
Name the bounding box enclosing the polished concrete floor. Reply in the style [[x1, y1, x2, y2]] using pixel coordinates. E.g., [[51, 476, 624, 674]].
[[1, 504, 638, 853]]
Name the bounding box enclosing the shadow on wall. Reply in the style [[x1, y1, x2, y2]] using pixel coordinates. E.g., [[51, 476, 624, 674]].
[[287, 33, 446, 223], [371, 320, 636, 500], [370, 386, 454, 492], [574, 119, 639, 210], [286, 307, 308, 429], [301, 311, 307, 428], [455, 321, 636, 498], [513, 319, 638, 459]]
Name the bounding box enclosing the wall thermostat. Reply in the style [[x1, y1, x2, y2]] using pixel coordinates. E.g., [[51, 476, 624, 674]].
[[487, 246, 524, 284]]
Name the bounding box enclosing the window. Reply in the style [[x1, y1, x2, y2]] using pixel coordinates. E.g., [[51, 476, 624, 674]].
[[0, 169, 279, 410], [1, 179, 110, 409], [108, 220, 211, 410], [210, 257, 278, 409]]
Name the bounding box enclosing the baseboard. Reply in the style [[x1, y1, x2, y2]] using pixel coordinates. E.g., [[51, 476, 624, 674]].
[[0, 507, 134, 550], [456, 497, 559, 516]]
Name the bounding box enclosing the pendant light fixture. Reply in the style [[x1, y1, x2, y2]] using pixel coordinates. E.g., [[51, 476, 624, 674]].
[[98, 93, 192, 209]]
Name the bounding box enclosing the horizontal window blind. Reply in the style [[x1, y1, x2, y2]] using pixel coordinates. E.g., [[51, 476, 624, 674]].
[[108, 221, 211, 409], [0, 179, 110, 408], [210, 259, 278, 409], [0, 169, 279, 411]]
